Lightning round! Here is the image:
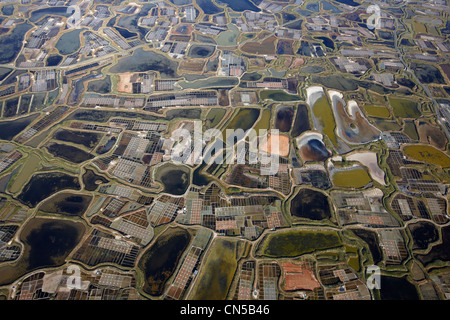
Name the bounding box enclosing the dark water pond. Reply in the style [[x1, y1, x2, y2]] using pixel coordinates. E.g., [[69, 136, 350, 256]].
[[24, 219, 84, 270], [3, 70, 27, 86], [215, 0, 260, 12], [1, 5, 14, 16], [56, 29, 85, 55], [285, 19, 303, 30], [193, 162, 214, 186], [96, 136, 116, 155], [40, 192, 92, 217], [46, 54, 63, 66], [411, 62, 445, 84], [170, 0, 192, 4], [196, 0, 223, 14], [260, 90, 302, 102], [82, 169, 109, 191], [312, 75, 393, 94], [188, 45, 216, 58], [68, 73, 99, 106], [0, 67, 12, 81], [116, 3, 154, 40], [301, 66, 325, 74], [3, 97, 20, 118], [18, 172, 81, 207], [275, 105, 294, 132], [290, 188, 331, 220], [316, 36, 335, 50], [114, 26, 137, 39], [46, 143, 94, 164], [416, 225, 450, 266], [0, 218, 85, 285], [29, 6, 71, 22], [241, 72, 262, 81], [380, 275, 419, 300], [333, 0, 360, 6], [408, 221, 439, 250], [109, 48, 179, 78], [165, 108, 202, 120], [225, 108, 260, 131], [87, 75, 111, 94], [54, 128, 103, 149], [306, 2, 319, 12], [0, 114, 39, 140], [351, 229, 382, 264], [0, 22, 32, 64], [138, 227, 191, 296], [291, 104, 311, 137], [282, 12, 297, 23], [301, 139, 331, 162], [156, 163, 190, 195]]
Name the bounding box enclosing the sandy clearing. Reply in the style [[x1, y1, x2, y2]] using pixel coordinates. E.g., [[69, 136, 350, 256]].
[[259, 134, 290, 157], [305, 86, 324, 107], [346, 151, 386, 186], [117, 73, 134, 93]]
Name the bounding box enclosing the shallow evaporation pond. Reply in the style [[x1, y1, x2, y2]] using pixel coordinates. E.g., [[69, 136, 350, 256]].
[[109, 48, 179, 78], [18, 172, 81, 207], [0, 218, 85, 285], [55, 28, 86, 55], [0, 114, 40, 140], [155, 163, 191, 195]]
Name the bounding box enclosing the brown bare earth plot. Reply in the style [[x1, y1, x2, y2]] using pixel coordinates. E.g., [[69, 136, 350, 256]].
[[440, 64, 450, 81], [259, 134, 290, 157], [117, 73, 134, 93], [240, 36, 277, 55], [281, 261, 320, 291], [417, 120, 449, 150], [291, 58, 305, 67], [179, 59, 206, 73]]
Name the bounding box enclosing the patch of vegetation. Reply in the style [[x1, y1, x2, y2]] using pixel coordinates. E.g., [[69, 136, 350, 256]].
[[261, 230, 342, 257], [332, 167, 372, 188], [389, 97, 420, 119], [259, 90, 302, 102], [403, 144, 450, 168], [364, 105, 390, 118]]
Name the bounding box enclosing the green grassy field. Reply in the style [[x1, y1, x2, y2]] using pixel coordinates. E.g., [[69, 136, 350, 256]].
[[259, 90, 302, 102], [261, 229, 342, 257], [364, 105, 390, 119], [253, 108, 272, 132], [403, 144, 450, 168], [311, 95, 339, 147], [9, 153, 42, 194], [389, 97, 420, 119], [332, 167, 372, 188], [190, 238, 238, 300], [205, 108, 227, 128]]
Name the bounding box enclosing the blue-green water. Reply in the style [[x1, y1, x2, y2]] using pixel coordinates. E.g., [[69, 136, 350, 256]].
[[215, 0, 260, 12], [55, 28, 86, 55], [29, 6, 71, 23]]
